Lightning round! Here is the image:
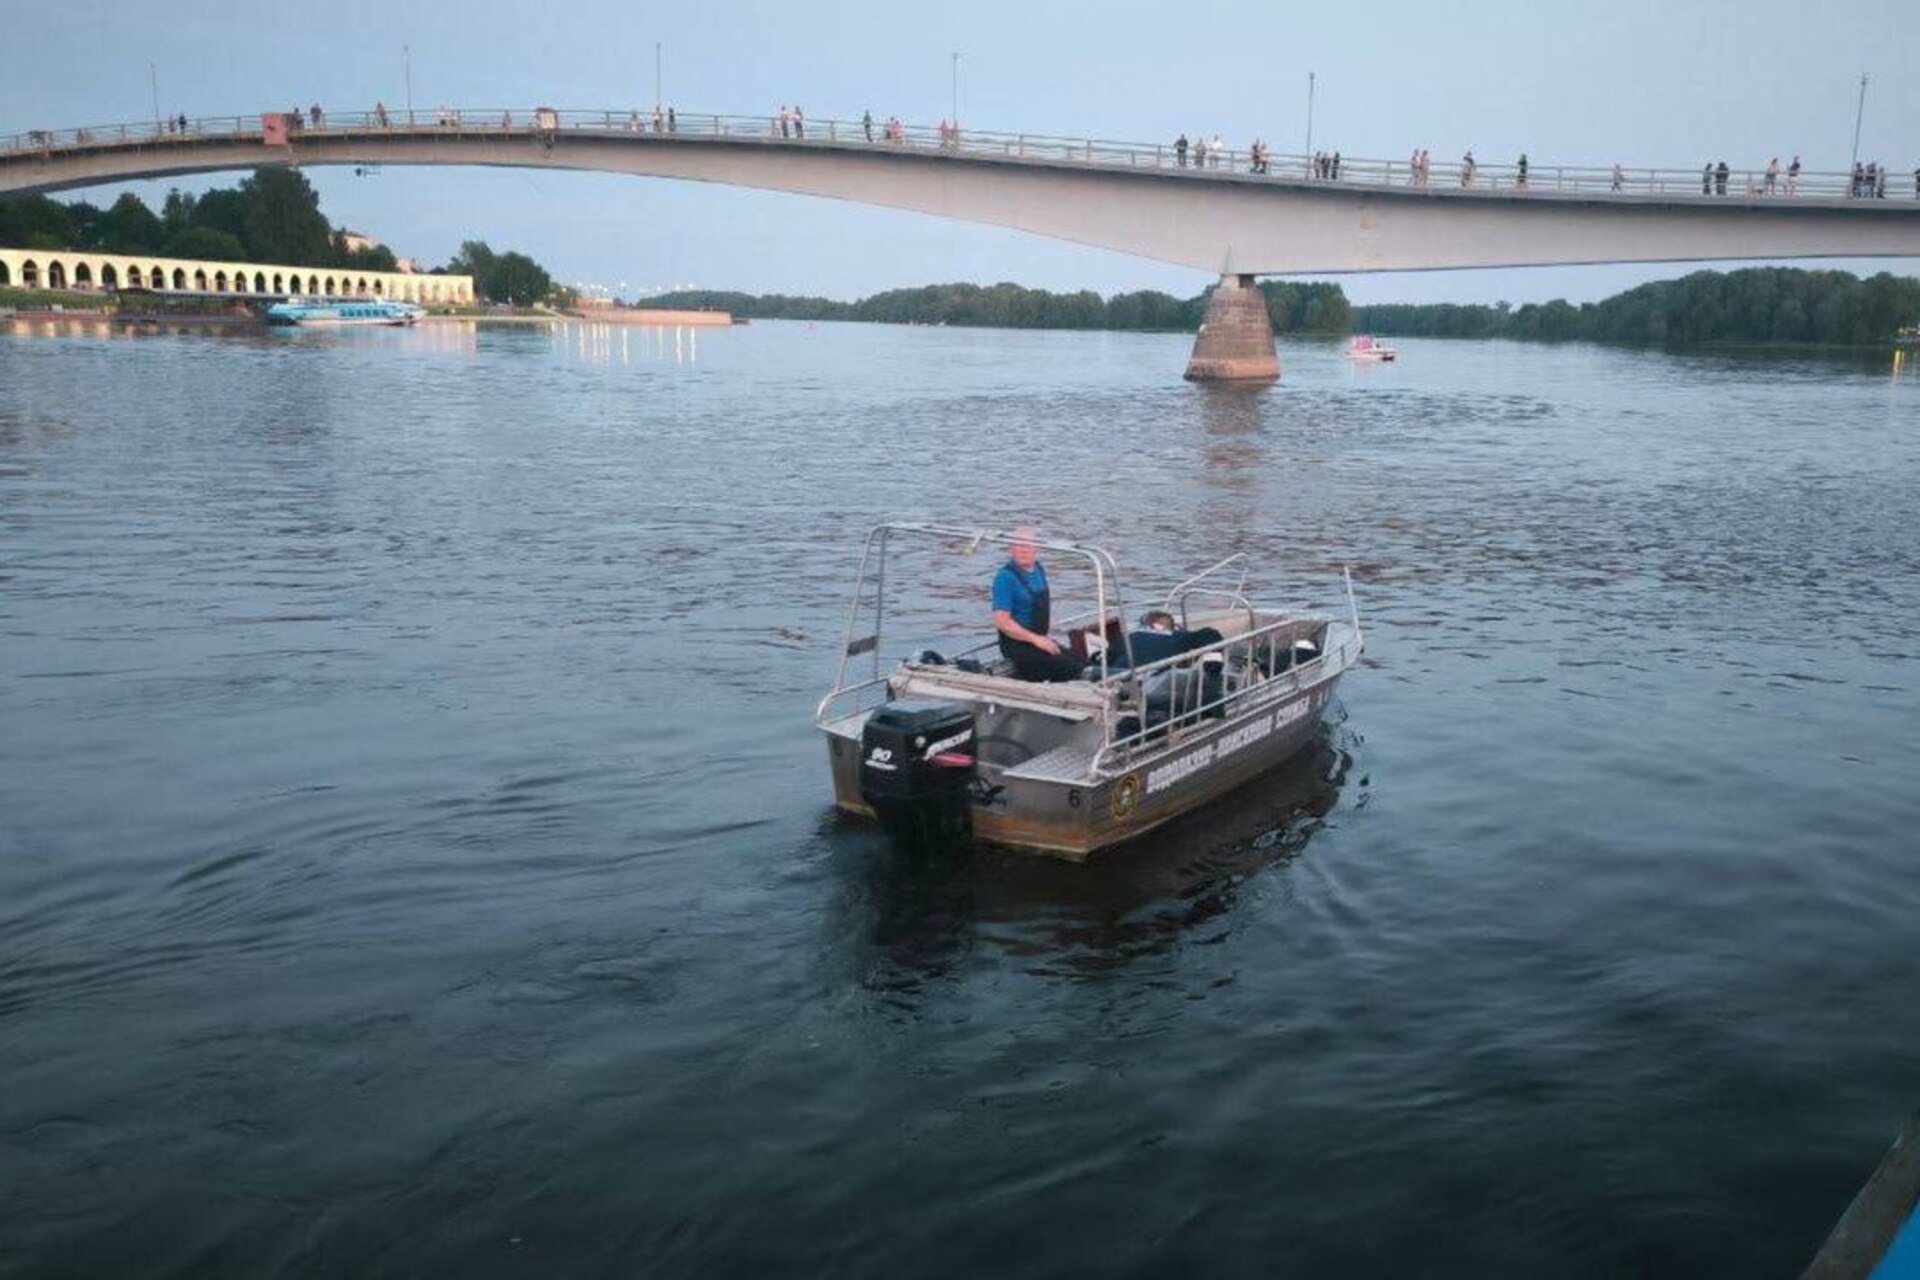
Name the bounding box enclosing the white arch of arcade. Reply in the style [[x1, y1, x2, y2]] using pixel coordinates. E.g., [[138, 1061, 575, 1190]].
[[0, 247, 474, 305]]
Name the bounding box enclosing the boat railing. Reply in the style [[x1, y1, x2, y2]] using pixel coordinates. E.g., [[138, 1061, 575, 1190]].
[[1162, 553, 1258, 631], [1088, 612, 1359, 777], [821, 522, 1133, 724], [814, 672, 892, 729]]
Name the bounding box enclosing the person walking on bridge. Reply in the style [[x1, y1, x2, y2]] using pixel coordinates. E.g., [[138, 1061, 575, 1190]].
[[374, 102, 388, 129], [1461, 150, 1476, 187], [309, 103, 324, 129], [1714, 160, 1729, 196], [863, 109, 873, 142], [1611, 162, 1624, 192], [1765, 157, 1779, 194], [1787, 156, 1801, 194], [1175, 133, 1189, 167], [778, 106, 790, 138], [1516, 152, 1529, 189]]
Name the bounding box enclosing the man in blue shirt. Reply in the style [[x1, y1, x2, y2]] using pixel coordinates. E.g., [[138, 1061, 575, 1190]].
[[991, 527, 1085, 682]]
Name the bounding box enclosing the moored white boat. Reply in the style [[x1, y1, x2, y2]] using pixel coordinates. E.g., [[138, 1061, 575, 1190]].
[[266, 297, 425, 327]]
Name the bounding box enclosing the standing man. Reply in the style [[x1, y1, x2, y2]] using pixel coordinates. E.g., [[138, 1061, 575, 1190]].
[[863, 109, 873, 142], [992, 528, 1084, 682]]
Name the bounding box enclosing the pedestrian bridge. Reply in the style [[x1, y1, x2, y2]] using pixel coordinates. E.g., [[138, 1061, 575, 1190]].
[[4, 109, 1918, 277]]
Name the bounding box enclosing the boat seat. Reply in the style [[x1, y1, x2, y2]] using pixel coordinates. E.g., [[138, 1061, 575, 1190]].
[[890, 663, 1107, 722]]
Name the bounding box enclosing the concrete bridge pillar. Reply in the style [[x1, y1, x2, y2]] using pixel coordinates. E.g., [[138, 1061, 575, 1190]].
[[1184, 274, 1279, 383]]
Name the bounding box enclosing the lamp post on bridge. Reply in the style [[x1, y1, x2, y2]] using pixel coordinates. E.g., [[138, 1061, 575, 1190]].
[[149, 62, 161, 132], [656, 42, 662, 112], [951, 49, 960, 126], [1849, 71, 1869, 170], [1305, 71, 1315, 167], [404, 44, 413, 127]]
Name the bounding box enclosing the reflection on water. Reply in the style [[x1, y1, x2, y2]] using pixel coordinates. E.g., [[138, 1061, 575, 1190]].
[[843, 726, 1355, 994], [556, 320, 706, 366]]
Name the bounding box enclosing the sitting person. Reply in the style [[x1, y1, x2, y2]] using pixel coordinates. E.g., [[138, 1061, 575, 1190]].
[[991, 528, 1085, 682], [1123, 609, 1224, 667], [1119, 610, 1229, 725]]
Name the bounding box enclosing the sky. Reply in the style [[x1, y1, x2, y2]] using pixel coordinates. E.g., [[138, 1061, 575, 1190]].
[[5, 0, 1917, 304]]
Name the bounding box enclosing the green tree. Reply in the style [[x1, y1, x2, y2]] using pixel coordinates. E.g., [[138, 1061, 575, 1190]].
[[163, 226, 248, 261], [98, 193, 165, 253], [445, 239, 498, 283], [328, 232, 399, 272], [486, 251, 553, 306], [0, 195, 76, 248], [191, 188, 249, 246], [239, 168, 331, 265], [161, 189, 197, 238]]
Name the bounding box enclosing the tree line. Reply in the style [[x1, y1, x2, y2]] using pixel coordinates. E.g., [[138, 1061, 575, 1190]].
[[1351, 269, 1920, 346], [643, 279, 1354, 335], [0, 172, 398, 273], [442, 241, 562, 308], [647, 269, 1915, 346], [0, 179, 566, 307]]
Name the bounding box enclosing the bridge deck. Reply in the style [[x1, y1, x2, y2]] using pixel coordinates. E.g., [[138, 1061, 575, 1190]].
[[7, 108, 1915, 206], [5, 110, 1917, 276]]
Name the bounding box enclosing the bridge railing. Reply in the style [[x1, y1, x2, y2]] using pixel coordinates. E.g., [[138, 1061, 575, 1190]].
[[3, 108, 1908, 205]]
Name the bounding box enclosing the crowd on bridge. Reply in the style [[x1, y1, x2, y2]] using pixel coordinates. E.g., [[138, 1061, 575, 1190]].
[[1847, 161, 1910, 199], [17, 105, 1920, 204]]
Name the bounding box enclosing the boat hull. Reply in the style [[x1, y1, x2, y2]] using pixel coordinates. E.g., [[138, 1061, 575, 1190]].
[[267, 315, 419, 327], [825, 667, 1345, 861]]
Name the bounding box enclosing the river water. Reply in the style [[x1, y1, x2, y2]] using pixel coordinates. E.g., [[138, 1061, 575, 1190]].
[[2, 317, 1916, 1277]]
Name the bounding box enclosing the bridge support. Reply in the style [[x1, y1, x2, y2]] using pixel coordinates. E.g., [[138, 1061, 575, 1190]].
[[1184, 274, 1278, 383]]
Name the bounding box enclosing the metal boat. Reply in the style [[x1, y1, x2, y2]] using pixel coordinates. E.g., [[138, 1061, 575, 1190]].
[[816, 523, 1364, 860], [265, 297, 425, 327], [1347, 334, 1398, 362]]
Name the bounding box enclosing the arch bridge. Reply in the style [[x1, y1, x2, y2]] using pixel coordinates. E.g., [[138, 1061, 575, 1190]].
[[5, 108, 1917, 377]]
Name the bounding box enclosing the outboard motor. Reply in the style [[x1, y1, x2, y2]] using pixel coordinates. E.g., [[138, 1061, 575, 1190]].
[[859, 702, 978, 852]]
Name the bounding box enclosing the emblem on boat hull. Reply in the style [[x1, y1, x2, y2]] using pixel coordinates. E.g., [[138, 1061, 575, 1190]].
[[1113, 773, 1141, 820]]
